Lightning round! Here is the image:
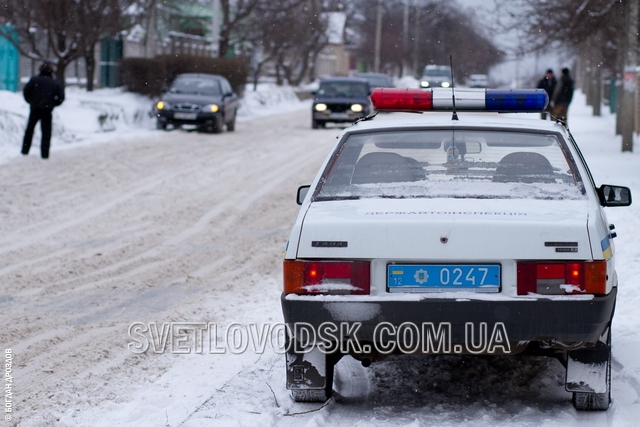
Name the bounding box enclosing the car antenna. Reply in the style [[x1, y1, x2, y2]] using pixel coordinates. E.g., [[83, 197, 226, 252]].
[[450, 55, 458, 121], [355, 111, 379, 124]]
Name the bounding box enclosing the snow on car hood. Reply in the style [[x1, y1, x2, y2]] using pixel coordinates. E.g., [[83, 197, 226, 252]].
[[296, 197, 592, 260]]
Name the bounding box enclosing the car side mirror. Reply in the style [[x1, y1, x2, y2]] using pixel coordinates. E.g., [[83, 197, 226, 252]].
[[310, 90, 317, 96], [297, 185, 310, 205], [597, 185, 632, 207]]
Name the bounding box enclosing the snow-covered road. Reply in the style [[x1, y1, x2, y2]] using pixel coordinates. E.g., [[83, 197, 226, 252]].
[[1, 90, 640, 426]]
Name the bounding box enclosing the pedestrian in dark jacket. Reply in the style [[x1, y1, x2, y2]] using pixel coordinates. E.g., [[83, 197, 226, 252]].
[[21, 62, 65, 159], [536, 69, 556, 120], [552, 67, 574, 125]]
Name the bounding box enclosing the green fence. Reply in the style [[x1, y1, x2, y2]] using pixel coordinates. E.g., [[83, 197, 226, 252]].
[[0, 26, 19, 92], [100, 38, 123, 88]]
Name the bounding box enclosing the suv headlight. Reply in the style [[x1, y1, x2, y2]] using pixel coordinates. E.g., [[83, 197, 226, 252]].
[[156, 101, 169, 110], [441, 82, 451, 88], [314, 103, 327, 112], [420, 81, 430, 88], [203, 104, 220, 113], [350, 104, 364, 113]]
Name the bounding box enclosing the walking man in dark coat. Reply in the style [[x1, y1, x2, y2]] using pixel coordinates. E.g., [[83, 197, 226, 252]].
[[552, 68, 575, 125], [21, 62, 65, 159], [536, 69, 556, 120]]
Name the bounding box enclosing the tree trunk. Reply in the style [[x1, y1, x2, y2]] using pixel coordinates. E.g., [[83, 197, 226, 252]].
[[85, 45, 96, 92], [218, 32, 229, 58], [621, 0, 637, 152], [55, 62, 67, 89]]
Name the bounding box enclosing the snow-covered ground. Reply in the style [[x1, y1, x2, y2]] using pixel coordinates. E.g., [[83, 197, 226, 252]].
[[0, 83, 305, 164], [1, 81, 639, 426]]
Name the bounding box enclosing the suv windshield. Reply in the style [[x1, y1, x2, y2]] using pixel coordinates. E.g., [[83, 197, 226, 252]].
[[315, 130, 586, 201], [170, 77, 222, 96], [318, 81, 369, 98]]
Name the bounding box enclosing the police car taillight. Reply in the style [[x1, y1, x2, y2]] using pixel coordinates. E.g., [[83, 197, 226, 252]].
[[516, 261, 607, 295], [370, 88, 548, 112], [283, 260, 370, 295]]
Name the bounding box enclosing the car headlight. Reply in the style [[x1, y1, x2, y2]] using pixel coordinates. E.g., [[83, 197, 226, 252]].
[[203, 104, 219, 113], [350, 104, 364, 113], [420, 81, 430, 88], [156, 101, 169, 110], [441, 82, 451, 88], [314, 103, 327, 112]]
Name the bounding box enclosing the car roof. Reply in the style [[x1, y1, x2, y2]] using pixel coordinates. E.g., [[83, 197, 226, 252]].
[[175, 73, 226, 80], [354, 72, 391, 78], [345, 113, 569, 135], [320, 77, 370, 84]]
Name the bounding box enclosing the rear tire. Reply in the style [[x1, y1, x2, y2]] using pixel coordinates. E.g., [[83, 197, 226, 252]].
[[291, 389, 329, 403], [572, 330, 611, 411], [212, 116, 224, 133], [226, 114, 236, 132], [290, 355, 335, 403]]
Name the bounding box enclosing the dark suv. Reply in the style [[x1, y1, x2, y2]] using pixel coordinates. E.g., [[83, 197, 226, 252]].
[[155, 73, 239, 133], [311, 77, 372, 129]]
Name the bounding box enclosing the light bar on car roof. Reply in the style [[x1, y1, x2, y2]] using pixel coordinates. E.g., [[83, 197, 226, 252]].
[[370, 88, 549, 113]]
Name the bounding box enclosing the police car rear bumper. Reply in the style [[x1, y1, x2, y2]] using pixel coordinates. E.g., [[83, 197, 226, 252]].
[[281, 288, 616, 347]]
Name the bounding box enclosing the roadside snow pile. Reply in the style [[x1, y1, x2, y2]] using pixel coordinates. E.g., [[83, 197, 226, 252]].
[[0, 86, 154, 162], [238, 82, 305, 117], [55, 86, 155, 136], [0, 83, 305, 164]]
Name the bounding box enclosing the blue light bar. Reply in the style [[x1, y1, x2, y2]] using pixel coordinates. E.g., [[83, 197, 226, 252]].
[[485, 89, 548, 112]]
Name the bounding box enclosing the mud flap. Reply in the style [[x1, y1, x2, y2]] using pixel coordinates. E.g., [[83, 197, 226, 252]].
[[565, 340, 610, 393], [286, 344, 327, 391]]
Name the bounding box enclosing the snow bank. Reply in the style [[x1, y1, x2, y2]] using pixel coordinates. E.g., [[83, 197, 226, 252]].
[[0, 83, 306, 164]]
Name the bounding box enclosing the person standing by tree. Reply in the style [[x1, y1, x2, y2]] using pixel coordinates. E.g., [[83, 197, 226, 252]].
[[21, 62, 65, 159], [536, 68, 556, 120], [552, 67, 574, 125]]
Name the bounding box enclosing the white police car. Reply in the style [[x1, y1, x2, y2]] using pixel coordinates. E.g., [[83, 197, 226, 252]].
[[281, 88, 632, 410]]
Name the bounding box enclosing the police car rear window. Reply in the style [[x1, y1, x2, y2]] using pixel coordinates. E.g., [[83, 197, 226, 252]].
[[314, 130, 586, 201]]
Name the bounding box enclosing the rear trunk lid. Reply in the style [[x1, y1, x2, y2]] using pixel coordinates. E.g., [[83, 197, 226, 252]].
[[296, 198, 592, 261]]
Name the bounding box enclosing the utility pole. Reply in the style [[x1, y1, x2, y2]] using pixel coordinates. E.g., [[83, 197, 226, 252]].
[[592, 31, 602, 117], [412, 1, 421, 75], [620, 0, 637, 152], [374, 0, 383, 73], [402, 0, 410, 77], [212, 0, 221, 58]]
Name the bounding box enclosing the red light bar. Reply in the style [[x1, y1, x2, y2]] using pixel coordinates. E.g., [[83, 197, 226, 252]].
[[370, 88, 433, 111]]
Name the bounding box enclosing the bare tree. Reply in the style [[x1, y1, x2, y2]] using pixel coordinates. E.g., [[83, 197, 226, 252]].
[[217, 0, 264, 58], [240, 0, 342, 86], [0, 0, 154, 89], [351, 0, 503, 79], [491, 0, 634, 140], [493, 0, 624, 72]]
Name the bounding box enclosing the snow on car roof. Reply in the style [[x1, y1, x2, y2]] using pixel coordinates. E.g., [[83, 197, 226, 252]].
[[348, 112, 569, 134]]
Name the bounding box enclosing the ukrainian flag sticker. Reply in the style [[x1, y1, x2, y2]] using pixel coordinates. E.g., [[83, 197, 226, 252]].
[[601, 236, 612, 259]]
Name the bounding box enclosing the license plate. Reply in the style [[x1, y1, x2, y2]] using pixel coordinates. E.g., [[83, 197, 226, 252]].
[[174, 112, 197, 120], [388, 264, 500, 293], [330, 112, 349, 119]]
